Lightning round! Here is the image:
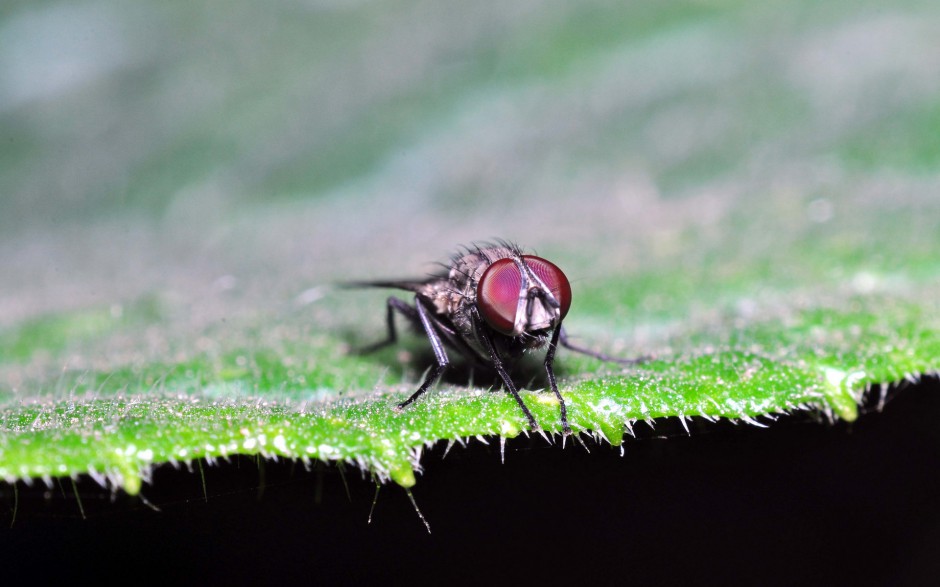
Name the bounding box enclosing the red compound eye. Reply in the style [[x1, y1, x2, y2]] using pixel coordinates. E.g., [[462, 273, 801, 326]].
[[477, 256, 572, 335], [476, 258, 520, 335]]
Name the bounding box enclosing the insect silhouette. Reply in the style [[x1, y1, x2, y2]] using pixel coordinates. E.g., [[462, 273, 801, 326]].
[[348, 241, 645, 436]]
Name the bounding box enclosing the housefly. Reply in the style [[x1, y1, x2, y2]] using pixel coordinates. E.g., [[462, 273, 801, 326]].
[[348, 241, 645, 436]]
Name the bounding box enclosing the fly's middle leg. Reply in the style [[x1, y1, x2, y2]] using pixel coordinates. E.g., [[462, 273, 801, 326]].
[[396, 297, 450, 410]]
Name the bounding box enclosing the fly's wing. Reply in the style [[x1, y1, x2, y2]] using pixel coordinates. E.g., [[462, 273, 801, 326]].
[[340, 259, 454, 294], [339, 277, 440, 293]]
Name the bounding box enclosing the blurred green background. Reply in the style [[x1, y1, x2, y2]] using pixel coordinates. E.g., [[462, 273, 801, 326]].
[[3, 0, 938, 310], [1, 0, 939, 488]]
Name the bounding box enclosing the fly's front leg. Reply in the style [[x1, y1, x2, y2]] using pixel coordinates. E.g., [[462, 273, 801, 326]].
[[471, 309, 539, 431], [397, 297, 450, 410], [544, 326, 571, 436], [357, 297, 419, 355]]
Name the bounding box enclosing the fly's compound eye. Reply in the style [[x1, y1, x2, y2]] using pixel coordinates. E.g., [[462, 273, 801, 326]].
[[476, 256, 572, 335]]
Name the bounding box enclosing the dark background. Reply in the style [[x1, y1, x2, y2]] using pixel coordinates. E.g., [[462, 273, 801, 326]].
[[3, 377, 938, 586]]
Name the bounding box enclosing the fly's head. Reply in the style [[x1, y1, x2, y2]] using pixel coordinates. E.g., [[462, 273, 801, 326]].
[[475, 252, 572, 345]]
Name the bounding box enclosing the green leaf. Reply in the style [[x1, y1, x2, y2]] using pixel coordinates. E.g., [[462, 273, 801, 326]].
[[2, 0, 939, 493]]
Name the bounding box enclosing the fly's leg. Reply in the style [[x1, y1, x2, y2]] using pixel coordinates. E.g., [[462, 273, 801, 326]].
[[471, 309, 540, 431], [357, 297, 419, 354], [397, 297, 450, 409], [544, 325, 571, 436], [559, 327, 651, 365]]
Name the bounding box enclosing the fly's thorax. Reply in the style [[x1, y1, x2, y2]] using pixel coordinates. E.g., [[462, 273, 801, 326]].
[[447, 247, 516, 292], [418, 279, 459, 317]]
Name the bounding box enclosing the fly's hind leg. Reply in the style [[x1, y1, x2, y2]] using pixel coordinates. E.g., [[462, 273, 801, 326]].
[[356, 297, 420, 355], [559, 327, 651, 365]]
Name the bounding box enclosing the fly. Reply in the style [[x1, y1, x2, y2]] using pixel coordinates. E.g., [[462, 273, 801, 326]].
[[347, 241, 645, 436]]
